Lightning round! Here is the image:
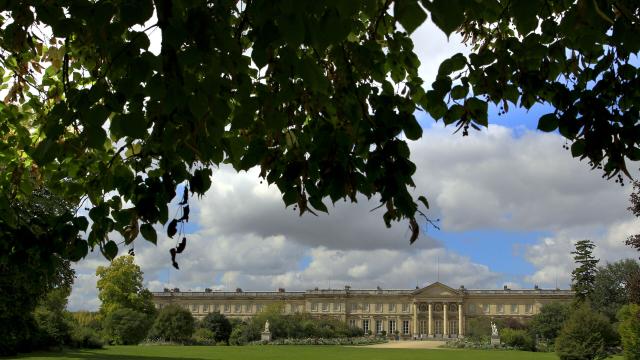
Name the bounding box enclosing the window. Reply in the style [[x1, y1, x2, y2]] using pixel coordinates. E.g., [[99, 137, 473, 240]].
[[363, 319, 370, 333], [256, 304, 263, 313], [363, 303, 370, 312], [333, 303, 341, 312], [350, 303, 358, 312], [191, 304, 198, 312], [293, 304, 302, 313], [234, 304, 241, 313], [510, 304, 519, 314], [389, 303, 396, 312], [497, 304, 504, 314], [349, 319, 357, 328], [203, 304, 209, 313], [311, 303, 318, 312], [389, 320, 396, 333], [468, 303, 476, 313], [482, 304, 490, 314], [525, 304, 533, 314], [245, 304, 252, 313], [212, 304, 219, 312], [402, 303, 410, 312], [321, 303, 329, 312], [224, 304, 231, 313], [375, 303, 383, 313], [402, 320, 410, 335], [376, 320, 383, 334]]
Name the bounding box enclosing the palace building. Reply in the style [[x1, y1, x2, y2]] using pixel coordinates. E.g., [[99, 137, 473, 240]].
[[151, 282, 573, 339]]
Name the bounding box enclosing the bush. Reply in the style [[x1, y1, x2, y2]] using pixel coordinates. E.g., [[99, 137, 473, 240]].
[[149, 304, 195, 343], [103, 308, 152, 345], [200, 312, 232, 344], [69, 325, 104, 349], [555, 304, 618, 360], [500, 328, 535, 351], [192, 328, 216, 345], [530, 302, 571, 341], [465, 317, 491, 341], [617, 304, 640, 360]]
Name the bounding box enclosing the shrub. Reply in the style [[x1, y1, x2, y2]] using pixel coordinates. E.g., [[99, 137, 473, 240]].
[[617, 304, 640, 360], [149, 304, 195, 343], [200, 312, 232, 344], [555, 304, 618, 360], [192, 328, 216, 345], [69, 325, 104, 349], [500, 328, 535, 351], [229, 324, 251, 345], [530, 302, 571, 341], [103, 308, 151, 345], [466, 317, 491, 341]]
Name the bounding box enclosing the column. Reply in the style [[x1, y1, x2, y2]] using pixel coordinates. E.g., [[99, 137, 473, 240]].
[[443, 303, 448, 337], [412, 303, 418, 337], [458, 303, 464, 337], [428, 303, 433, 337]]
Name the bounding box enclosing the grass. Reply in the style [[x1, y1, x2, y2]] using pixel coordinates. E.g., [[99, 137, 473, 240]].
[[9, 345, 610, 360]]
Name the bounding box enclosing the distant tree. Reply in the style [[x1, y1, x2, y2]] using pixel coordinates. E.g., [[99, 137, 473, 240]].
[[555, 304, 617, 360], [571, 240, 599, 303], [617, 304, 640, 360], [149, 305, 194, 343], [200, 312, 232, 344], [529, 302, 571, 342], [627, 181, 640, 258], [591, 259, 640, 321], [626, 182, 640, 303], [103, 308, 152, 345], [95, 255, 155, 317]]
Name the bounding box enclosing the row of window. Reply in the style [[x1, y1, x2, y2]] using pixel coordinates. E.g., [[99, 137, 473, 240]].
[[348, 319, 410, 335], [164, 303, 305, 314], [311, 303, 411, 313], [158, 302, 535, 315], [468, 303, 534, 315]]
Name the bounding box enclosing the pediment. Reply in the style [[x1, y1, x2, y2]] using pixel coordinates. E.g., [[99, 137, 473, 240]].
[[412, 282, 461, 298]]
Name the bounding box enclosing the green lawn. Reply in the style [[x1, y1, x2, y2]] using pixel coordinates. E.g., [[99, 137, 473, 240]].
[[9, 345, 608, 360]]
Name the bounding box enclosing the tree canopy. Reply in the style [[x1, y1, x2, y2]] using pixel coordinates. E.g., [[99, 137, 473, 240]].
[[0, 0, 638, 262], [95, 255, 155, 316]]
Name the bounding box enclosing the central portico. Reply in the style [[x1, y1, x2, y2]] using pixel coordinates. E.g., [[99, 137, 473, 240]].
[[411, 282, 464, 338]]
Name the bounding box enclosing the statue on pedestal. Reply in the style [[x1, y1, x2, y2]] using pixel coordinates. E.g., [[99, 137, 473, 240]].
[[490, 322, 500, 345], [261, 320, 271, 342]]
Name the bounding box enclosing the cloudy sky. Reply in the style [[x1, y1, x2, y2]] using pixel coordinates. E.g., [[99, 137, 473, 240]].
[[68, 21, 640, 311]]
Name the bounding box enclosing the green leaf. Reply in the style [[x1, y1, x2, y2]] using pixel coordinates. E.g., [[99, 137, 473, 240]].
[[437, 53, 467, 77], [418, 195, 429, 209], [465, 98, 488, 127], [102, 240, 118, 260], [537, 113, 558, 132], [395, 0, 428, 34], [425, 0, 466, 37], [189, 168, 213, 195], [403, 115, 423, 140], [68, 239, 88, 262], [511, 0, 539, 35], [309, 196, 329, 213], [571, 140, 586, 158], [140, 223, 157, 244]]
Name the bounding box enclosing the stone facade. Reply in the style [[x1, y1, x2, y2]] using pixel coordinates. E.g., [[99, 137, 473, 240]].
[[151, 282, 573, 339]]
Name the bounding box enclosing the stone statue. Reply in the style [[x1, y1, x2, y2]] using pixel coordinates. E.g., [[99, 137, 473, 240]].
[[264, 320, 270, 333], [491, 322, 498, 337]]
